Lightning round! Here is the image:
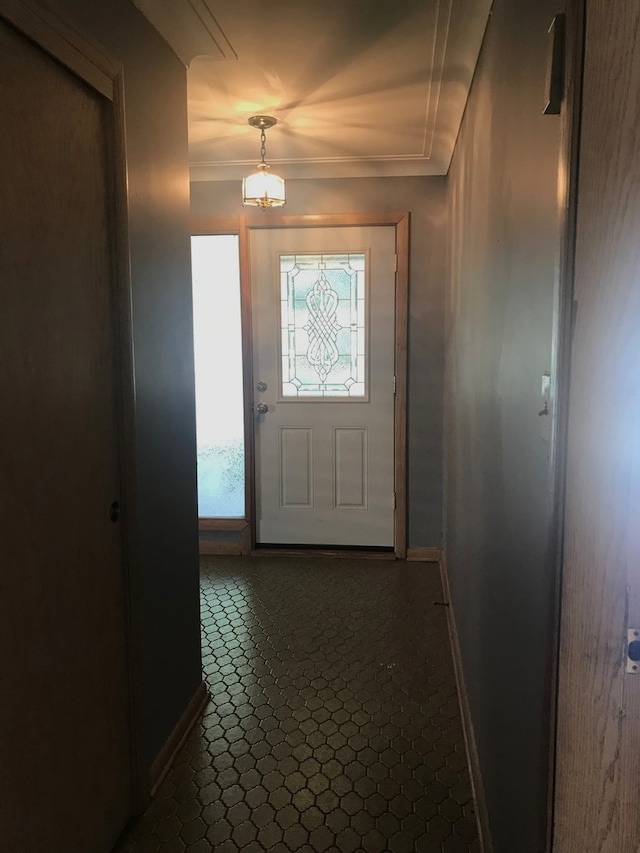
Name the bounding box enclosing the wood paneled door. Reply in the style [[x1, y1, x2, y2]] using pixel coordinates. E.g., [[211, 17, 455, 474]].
[[0, 5, 135, 851], [554, 1, 640, 850]]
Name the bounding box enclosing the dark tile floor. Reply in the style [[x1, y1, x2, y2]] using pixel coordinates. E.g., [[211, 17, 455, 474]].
[[126, 556, 479, 853]]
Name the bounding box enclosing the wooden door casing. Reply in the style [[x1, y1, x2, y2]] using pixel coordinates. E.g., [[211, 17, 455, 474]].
[[191, 212, 410, 558]]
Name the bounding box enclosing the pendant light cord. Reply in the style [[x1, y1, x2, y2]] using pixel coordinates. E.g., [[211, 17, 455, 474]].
[[260, 128, 267, 166]]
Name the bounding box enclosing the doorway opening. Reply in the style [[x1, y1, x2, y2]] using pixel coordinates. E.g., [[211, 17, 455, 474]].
[[191, 214, 409, 558]]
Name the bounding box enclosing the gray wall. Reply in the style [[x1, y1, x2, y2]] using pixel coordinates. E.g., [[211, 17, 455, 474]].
[[445, 0, 563, 849], [46, 0, 202, 771], [191, 177, 446, 548]]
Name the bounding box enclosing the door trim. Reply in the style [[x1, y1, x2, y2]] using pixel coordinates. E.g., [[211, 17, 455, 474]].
[[0, 0, 119, 96], [192, 212, 410, 559], [548, 2, 585, 851], [0, 0, 145, 813]]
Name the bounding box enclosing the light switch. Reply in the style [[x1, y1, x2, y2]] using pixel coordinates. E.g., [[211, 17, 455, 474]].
[[539, 372, 551, 442]]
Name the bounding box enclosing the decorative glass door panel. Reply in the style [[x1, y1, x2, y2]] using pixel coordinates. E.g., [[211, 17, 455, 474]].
[[280, 253, 366, 398]]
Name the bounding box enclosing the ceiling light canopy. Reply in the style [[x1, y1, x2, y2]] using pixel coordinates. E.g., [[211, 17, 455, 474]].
[[242, 116, 285, 210]]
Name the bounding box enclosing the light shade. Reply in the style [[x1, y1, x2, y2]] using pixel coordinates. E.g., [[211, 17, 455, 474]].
[[242, 163, 285, 209]]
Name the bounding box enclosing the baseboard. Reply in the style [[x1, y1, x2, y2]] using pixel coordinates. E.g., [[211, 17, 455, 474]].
[[250, 548, 396, 560], [439, 554, 493, 852], [199, 540, 243, 556], [199, 519, 248, 531], [149, 681, 209, 795], [199, 524, 251, 556], [406, 546, 442, 562]]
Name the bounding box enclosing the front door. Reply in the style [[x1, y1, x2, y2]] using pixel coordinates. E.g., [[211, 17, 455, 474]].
[[251, 225, 396, 547]]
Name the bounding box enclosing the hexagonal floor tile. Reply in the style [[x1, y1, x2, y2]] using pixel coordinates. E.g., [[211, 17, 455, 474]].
[[123, 556, 478, 852]]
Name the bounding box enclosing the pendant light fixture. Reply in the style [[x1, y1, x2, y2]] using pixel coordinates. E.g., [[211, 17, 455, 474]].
[[242, 115, 285, 209]]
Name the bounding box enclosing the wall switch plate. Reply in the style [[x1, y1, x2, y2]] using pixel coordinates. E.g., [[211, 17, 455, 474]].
[[539, 372, 551, 442]]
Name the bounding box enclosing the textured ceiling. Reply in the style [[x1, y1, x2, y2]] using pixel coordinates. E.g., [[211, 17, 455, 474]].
[[132, 0, 492, 181]]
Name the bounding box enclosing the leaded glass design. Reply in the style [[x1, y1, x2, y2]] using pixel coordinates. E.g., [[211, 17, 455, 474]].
[[280, 253, 366, 397]]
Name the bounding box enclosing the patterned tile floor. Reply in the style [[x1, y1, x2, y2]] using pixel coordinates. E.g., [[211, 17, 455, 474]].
[[125, 556, 479, 853]]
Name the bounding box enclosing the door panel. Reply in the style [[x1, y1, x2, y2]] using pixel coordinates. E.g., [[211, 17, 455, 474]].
[[335, 428, 367, 508], [251, 226, 396, 547], [280, 427, 313, 506], [0, 17, 131, 852], [553, 2, 640, 849]]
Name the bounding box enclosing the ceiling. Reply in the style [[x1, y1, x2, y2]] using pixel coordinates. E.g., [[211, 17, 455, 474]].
[[132, 0, 492, 182]]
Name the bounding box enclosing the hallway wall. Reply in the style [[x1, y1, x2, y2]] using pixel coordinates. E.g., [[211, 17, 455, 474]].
[[44, 0, 202, 772], [444, 0, 563, 850], [191, 177, 447, 549]]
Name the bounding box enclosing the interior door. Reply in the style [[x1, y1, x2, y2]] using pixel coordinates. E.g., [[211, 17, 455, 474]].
[[0, 15, 132, 852], [553, 2, 640, 849], [251, 225, 396, 547]]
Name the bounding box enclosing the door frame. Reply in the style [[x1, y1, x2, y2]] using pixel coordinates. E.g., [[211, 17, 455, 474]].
[[0, 0, 145, 812], [546, 2, 585, 850], [192, 212, 410, 559]]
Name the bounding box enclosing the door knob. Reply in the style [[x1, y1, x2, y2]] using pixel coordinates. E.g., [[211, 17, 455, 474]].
[[109, 500, 120, 523], [256, 403, 268, 415]]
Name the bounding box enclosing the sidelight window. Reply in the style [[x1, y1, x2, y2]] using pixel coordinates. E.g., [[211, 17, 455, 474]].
[[191, 235, 245, 517]]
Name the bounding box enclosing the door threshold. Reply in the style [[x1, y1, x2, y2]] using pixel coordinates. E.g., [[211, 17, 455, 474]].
[[251, 546, 397, 560]]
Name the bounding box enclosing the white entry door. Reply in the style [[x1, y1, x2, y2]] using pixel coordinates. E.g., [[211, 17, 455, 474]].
[[251, 226, 396, 547]]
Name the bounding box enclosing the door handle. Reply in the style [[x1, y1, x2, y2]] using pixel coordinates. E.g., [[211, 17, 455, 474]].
[[255, 403, 268, 415], [109, 500, 120, 523]]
